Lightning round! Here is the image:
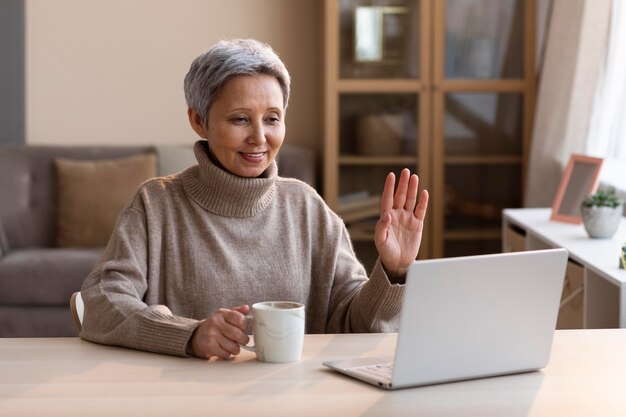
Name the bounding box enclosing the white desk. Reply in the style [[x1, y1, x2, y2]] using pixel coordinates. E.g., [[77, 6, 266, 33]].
[[503, 208, 626, 328], [2, 332, 626, 417]]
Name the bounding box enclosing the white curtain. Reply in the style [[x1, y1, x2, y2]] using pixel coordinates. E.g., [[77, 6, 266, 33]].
[[524, 0, 611, 207], [585, 0, 626, 168]]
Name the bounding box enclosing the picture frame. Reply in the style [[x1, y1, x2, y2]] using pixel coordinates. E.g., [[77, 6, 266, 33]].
[[353, 6, 408, 64], [550, 154, 604, 224]]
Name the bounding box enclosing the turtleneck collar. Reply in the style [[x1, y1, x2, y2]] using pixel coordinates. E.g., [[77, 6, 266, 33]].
[[182, 140, 278, 217]]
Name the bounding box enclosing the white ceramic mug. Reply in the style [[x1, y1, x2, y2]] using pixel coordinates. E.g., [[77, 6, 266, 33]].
[[240, 301, 305, 363]]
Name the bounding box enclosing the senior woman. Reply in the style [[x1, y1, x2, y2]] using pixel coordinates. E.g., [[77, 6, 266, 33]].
[[80, 39, 429, 359]]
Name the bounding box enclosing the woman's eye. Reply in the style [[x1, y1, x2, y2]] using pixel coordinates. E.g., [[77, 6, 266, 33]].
[[265, 117, 280, 124], [232, 117, 248, 124]]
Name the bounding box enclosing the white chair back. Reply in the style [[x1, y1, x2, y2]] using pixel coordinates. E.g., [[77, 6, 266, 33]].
[[70, 292, 84, 332]]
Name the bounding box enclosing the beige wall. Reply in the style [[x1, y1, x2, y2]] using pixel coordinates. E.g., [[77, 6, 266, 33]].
[[25, 0, 322, 152]]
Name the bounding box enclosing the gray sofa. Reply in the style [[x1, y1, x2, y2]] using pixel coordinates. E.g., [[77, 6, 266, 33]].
[[0, 143, 317, 337]]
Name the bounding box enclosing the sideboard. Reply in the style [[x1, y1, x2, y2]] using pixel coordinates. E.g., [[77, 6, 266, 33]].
[[503, 208, 626, 328]]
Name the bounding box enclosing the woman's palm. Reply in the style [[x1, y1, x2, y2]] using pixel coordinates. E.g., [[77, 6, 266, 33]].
[[374, 169, 429, 279]]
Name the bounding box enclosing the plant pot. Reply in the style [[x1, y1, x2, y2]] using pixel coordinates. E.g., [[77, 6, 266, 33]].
[[581, 204, 624, 239]]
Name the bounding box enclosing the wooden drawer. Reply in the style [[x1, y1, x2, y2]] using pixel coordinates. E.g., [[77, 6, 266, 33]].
[[557, 260, 584, 329]]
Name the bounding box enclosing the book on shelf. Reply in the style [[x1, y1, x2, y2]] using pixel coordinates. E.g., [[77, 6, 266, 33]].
[[337, 192, 381, 223]]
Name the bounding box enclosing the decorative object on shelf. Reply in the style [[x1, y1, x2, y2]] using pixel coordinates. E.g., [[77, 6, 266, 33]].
[[620, 242, 625, 269], [551, 154, 604, 224], [581, 189, 624, 239], [355, 113, 407, 155], [445, 184, 501, 221]]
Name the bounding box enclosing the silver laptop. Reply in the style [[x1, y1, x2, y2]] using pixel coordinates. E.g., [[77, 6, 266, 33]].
[[324, 248, 568, 390]]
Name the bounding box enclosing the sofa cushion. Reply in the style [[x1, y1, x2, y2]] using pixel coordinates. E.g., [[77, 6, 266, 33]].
[[55, 153, 156, 247], [0, 247, 103, 305], [0, 145, 154, 251]]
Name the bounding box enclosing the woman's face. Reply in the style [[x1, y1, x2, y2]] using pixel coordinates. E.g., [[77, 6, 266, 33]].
[[189, 74, 285, 178]]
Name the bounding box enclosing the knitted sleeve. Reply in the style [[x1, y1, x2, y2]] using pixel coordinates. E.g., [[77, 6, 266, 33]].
[[79, 195, 199, 357], [325, 218, 405, 333]]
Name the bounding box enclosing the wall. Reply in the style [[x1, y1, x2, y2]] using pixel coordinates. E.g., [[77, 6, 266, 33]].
[[0, 0, 24, 144], [25, 0, 322, 152]]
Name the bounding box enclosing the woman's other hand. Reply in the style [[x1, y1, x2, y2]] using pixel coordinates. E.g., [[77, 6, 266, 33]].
[[374, 168, 429, 283], [188, 305, 250, 359]]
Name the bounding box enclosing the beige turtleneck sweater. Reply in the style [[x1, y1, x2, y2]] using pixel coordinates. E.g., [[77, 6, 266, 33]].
[[80, 140, 405, 357]]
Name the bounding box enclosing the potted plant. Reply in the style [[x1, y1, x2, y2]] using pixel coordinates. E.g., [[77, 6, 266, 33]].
[[581, 189, 624, 238]]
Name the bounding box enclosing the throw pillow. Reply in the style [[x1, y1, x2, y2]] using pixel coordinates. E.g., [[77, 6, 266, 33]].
[[55, 153, 156, 248]]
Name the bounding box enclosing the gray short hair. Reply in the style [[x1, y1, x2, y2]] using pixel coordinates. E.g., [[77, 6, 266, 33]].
[[184, 39, 291, 126]]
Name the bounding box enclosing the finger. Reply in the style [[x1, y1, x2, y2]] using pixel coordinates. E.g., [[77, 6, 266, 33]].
[[205, 317, 245, 358], [393, 169, 411, 209], [217, 336, 243, 358], [380, 172, 395, 216], [207, 340, 233, 360], [414, 189, 429, 221], [232, 305, 250, 315], [223, 308, 248, 329], [222, 311, 250, 344], [220, 323, 249, 346], [404, 174, 419, 212], [206, 309, 245, 342], [192, 322, 233, 359]]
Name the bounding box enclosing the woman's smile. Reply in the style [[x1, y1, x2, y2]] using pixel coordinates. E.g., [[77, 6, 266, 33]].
[[240, 151, 267, 163]]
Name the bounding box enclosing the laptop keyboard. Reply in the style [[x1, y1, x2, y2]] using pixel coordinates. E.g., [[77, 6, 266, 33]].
[[351, 362, 394, 382]]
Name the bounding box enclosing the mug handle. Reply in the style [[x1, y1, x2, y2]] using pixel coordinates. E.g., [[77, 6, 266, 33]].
[[239, 313, 255, 352]]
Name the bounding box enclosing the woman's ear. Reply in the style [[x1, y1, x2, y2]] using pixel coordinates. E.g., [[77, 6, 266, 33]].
[[187, 108, 208, 139]]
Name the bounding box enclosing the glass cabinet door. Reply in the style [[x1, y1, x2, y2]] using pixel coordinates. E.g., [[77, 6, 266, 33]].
[[339, 0, 421, 79], [444, 0, 524, 79], [434, 0, 531, 259], [333, 0, 427, 223], [442, 92, 523, 232], [331, 0, 428, 263]]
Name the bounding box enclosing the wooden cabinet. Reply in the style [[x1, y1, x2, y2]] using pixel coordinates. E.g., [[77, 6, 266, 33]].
[[323, 0, 536, 265]]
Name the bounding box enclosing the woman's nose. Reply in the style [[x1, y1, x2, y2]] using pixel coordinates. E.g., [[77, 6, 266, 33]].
[[248, 122, 267, 145]]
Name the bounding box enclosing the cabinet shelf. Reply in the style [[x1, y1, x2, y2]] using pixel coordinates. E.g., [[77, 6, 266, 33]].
[[340, 156, 418, 166], [444, 155, 522, 165], [441, 79, 527, 92], [337, 79, 423, 93], [337, 79, 526, 93]]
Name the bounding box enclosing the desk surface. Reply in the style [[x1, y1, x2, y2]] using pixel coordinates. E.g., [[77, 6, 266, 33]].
[[1, 331, 626, 417]]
